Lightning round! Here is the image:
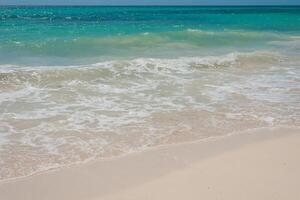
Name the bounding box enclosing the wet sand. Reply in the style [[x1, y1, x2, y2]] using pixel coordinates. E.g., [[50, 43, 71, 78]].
[[0, 126, 299, 200]]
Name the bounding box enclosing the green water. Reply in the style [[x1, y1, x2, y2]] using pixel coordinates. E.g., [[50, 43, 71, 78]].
[[1, 6, 300, 65]]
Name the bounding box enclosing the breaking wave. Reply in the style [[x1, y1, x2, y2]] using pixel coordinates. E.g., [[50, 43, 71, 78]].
[[0, 50, 299, 181]]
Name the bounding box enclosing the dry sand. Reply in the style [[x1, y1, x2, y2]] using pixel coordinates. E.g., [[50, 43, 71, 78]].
[[0, 126, 299, 200]]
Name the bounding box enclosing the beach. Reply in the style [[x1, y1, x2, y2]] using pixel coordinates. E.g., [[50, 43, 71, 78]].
[[0, 6, 300, 199], [0, 126, 299, 200]]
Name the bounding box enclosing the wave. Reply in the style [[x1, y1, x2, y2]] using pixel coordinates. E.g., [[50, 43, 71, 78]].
[[0, 50, 299, 181], [0, 51, 283, 86], [0, 29, 288, 61]]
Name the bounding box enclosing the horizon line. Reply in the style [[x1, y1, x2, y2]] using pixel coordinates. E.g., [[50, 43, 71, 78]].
[[1, 4, 300, 6]]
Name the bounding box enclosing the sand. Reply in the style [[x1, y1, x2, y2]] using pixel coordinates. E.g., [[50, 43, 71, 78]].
[[0, 126, 299, 200]]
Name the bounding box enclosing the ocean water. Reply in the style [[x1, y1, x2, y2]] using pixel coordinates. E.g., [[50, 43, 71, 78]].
[[0, 6, 300, 181]]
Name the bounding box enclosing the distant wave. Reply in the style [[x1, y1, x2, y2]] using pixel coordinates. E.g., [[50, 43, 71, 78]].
[[0, 51, 285, 74]]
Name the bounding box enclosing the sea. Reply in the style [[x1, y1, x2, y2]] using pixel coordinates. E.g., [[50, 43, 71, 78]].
[[0, 6, 300, 181]]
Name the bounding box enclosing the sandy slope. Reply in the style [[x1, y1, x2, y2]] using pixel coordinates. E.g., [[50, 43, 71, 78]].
[[103, 128, 300, 200], [0, 127, 299, 200]]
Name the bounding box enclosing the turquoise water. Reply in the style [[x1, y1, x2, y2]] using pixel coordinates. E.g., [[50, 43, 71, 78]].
[[0, 6, 300, 181], [1, 6, 300, 64]]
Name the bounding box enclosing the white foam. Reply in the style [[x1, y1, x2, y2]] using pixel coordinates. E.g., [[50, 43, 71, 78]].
[[1, 50, 299, 181]]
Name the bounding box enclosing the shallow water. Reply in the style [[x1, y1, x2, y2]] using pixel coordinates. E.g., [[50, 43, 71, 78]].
[[0, 6, 300, 181]]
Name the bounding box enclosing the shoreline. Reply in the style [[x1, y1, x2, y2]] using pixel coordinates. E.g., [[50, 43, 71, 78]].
[[0, 125, 295, 184], [0, 126, 299, 200]]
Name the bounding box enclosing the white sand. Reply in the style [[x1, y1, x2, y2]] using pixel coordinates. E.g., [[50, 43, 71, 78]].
[[0, 126, 299, 200]]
